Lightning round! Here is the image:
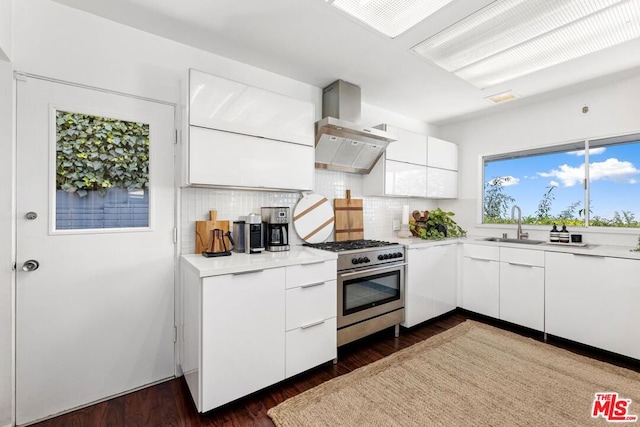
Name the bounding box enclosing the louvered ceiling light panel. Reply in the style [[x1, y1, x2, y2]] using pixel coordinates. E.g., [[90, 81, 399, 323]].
[[412, 0, 640, 88], [327, 0, 456, 38]]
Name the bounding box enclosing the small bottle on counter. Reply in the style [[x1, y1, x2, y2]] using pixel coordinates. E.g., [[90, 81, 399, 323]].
[[559, 225, 570, 243], [550, 224, 559, 242]]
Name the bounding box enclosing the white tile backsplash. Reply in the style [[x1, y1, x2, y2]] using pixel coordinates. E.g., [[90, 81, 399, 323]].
[[180, 169, 436, 253]]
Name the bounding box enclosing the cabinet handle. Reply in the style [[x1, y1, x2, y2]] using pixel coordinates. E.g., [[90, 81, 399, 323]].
[[301, 319, 326, 329], [573, 253, 605, 259], [301, 260, 325, 266], [232, 269, 264, 276], [468, 257, 492, 262], [301, 281, 325, 289], [508, 262, 534, 268]]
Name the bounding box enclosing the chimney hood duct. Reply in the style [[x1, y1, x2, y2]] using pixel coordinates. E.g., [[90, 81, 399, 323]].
[[315, 80, 396, 174]]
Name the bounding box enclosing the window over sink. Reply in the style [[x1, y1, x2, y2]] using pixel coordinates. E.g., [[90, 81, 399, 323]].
[[482, 133, 640, 229]]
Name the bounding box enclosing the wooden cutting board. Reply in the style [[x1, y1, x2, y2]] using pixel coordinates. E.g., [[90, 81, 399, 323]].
[[195, 210, 231, 253], [293, 193, 335, 244], [334, 190, 364, 241]]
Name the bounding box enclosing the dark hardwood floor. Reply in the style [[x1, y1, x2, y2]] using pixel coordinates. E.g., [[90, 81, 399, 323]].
[[32, 310, 640, 427]]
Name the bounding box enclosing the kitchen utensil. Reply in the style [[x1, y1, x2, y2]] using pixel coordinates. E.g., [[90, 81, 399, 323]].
[[334, 189, 364, 241], [293, 193, 334, 243]]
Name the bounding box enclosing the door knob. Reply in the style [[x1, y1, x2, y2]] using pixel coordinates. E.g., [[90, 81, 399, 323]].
[[22, 260, 40, 272]]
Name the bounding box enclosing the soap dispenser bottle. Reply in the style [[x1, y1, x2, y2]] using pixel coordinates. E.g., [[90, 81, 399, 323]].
[[550, 224, 559, 242], [559, 224, 570, 243]]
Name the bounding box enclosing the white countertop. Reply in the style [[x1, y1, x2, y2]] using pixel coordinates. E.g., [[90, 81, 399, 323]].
[[181, 245, 338, 278], [386, 234, 640, 260]]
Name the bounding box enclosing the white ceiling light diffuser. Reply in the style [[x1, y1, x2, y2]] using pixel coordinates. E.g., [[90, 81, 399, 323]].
[[412, 0, 640, 88], [326, 0, 456, 38]]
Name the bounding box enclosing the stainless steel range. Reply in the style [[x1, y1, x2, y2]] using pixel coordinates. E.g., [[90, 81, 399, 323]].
[[304, 240, 405, 346]]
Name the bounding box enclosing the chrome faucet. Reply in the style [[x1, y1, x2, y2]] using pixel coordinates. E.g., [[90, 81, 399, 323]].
[[511, 205, 529, 240]]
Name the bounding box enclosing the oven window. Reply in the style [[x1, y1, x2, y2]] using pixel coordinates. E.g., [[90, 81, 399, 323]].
[[343, 270, 400, 315]]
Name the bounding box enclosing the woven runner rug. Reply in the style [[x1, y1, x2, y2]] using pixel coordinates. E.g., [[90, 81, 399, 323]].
[[268, 320, 640, 426]]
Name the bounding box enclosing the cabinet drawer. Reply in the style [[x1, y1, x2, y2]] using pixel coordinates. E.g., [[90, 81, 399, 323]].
[[286, 260, 336, 289], [500, 247, 544, 267], [286, 317, 337, 378], [286, 280, 336, 331], [463, 244, 499, 261]]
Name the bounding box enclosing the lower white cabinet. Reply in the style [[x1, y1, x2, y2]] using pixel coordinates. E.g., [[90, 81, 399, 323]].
[[403, 244, 457, 327], [461, 244, 500, 318], [201, 268, 285, 412], [182, 258, 336, 413], [499, 247, 544, 331], [545, 252, 640, 360]]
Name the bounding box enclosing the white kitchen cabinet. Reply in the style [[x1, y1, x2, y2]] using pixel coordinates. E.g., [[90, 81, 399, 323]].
[[185, 69, 315, 191], [201, 268, 285, 412], [188, 126, 314, 191], [545, 252, 640, 360], [384, 126, 427, 165], [461, 244, 500, 318], [403, 243, 457, 328], [363, 126, 427, 197], [181, 255, 337, 413], [426, 167, 458, 198], [426, 136, 458, 199], [499, 247, 544, 331], [189, 69, 314, 146], [285, 260, 337, 378]]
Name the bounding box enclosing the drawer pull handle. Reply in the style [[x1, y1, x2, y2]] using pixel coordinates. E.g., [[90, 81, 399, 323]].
[[573, 253, 605, 259], [469, 257, 492, 262], [508, 262, 534, 268], [301, 281, 325, 289], [301, 260, 325, 266], [301, 320, 326, 329], [232, 269, 264, 276]]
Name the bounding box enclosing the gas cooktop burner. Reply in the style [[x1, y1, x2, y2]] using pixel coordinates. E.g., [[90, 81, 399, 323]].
[[304, 239, 398, 252]]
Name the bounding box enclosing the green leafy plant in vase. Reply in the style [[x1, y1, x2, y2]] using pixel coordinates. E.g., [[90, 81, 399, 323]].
[[410, 208, 466, 240]]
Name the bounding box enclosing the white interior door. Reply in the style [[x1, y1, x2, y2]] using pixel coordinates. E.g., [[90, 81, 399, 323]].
[[16, 76, 176, 425]]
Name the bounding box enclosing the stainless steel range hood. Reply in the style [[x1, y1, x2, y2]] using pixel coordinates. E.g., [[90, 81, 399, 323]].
[[315, 80, 396, 174]]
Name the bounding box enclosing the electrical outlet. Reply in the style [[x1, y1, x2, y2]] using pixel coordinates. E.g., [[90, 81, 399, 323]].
[[392, 219, 400, 231]]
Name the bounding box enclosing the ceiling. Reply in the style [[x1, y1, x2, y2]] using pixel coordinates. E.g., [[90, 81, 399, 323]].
[[52, 0, 640, 125]]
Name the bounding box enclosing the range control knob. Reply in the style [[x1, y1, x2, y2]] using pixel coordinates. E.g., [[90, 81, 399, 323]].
[[383, 254, 390, 259], [363, 257, 370, 263], [378, 254, 384, 260], [396, 252, 403, 258], [351, 258, 358, 265]]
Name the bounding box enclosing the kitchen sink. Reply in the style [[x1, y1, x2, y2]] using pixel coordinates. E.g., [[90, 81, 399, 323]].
[[481, 237, 546, 245]]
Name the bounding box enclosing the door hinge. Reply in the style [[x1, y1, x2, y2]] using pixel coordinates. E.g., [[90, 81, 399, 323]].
[[174, 326, 178, 343], [173, 227, 178, 244]]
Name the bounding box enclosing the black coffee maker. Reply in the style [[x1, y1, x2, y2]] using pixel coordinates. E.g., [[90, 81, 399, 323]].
[[261, 207, 290, 252]]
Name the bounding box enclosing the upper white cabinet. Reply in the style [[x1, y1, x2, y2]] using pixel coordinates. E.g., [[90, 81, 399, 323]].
[[189, 69, 315, 145], [363, 125, 427, 197], [363, 126, 458, 199], [185, 69, 315, 191], [426, 136, 458, 199]]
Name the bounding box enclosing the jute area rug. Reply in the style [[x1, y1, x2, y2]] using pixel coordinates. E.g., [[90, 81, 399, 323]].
[[268, 321, 640, 426]]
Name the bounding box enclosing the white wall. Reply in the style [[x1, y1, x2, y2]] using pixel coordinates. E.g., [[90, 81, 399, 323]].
[[439, 73, 640, 246], [0, 0, 11, 61], [0, 58, 13, 427]]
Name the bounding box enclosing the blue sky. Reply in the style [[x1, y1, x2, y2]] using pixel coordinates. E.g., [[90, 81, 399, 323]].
[[484, 143, 640, 220]]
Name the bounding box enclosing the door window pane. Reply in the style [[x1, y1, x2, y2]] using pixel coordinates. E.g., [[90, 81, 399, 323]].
[[55, 110, 150, 230]]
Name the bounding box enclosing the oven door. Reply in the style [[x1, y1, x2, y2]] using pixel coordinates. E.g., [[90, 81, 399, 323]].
[[337, 263, 406, 328]]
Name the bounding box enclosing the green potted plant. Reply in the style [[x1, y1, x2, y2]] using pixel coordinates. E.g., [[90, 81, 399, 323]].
[[410, 208, 466, 240]]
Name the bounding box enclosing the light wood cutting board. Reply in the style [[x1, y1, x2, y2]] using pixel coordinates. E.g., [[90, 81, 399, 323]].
[[334, 190, 364, 241], [195, 210, 231, 253]]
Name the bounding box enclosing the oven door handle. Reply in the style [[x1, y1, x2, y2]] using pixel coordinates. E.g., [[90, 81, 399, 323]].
[[340, 262, 407, 278]]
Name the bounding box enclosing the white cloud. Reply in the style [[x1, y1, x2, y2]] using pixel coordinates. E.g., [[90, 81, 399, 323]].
[[550, 180, 559, 187], [567, 147, 606, 156], [538, 158, 640, 187], [489, 176, 519, 186], [630, 178, 639, 184]]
